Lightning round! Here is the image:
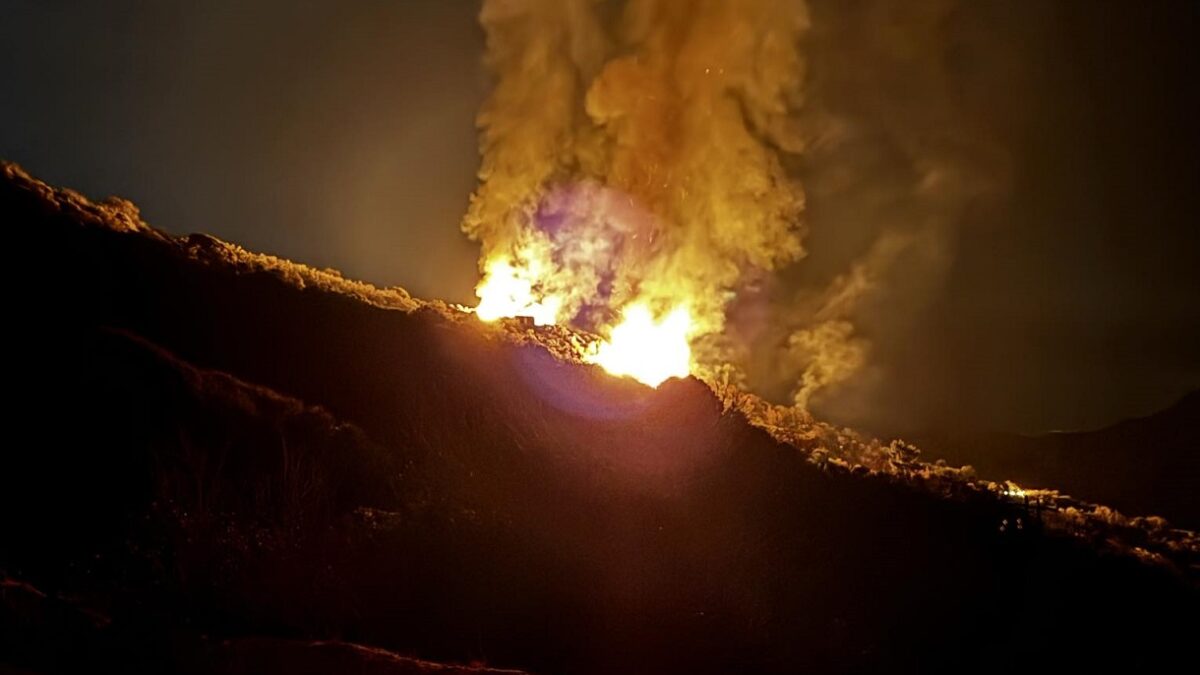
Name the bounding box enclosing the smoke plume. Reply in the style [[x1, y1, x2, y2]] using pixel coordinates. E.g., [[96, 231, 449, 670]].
[[466, 0, 809, 331], [464, 0, 1004, 412], [762, 0, 1006, 416]]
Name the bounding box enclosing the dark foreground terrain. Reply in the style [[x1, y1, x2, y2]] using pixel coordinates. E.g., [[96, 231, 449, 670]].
[[1, 163, 1197, 674]]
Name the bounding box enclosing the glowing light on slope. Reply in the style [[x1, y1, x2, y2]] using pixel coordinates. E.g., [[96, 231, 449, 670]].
[[585, 303, 693, 387], [1002, 482, 1027, 499]]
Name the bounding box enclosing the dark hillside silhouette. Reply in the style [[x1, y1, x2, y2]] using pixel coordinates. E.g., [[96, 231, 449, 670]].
[[909, 392, 1200, 529], [2, 163, 1196, 674]]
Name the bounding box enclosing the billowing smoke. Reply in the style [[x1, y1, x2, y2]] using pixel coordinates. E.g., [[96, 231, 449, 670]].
[[465, 0, 809, 332], [759, 0, 1006, 416], [464, 0, 1003, 411]]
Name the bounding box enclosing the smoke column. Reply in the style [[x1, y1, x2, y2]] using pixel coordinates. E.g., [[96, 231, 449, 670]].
[[464, 0, 1001, 411]]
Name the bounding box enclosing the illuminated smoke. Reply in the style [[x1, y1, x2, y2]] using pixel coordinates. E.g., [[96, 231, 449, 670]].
[[465, 0, 811, 385], [463, 0, 1001, 404], [768, 0, 1006, 416]]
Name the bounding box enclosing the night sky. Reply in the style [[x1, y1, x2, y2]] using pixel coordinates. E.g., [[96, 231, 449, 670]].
[[3, 0, 1198, 434]]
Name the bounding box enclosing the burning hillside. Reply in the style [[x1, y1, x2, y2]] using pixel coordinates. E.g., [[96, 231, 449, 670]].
[[2, 162, 1198, 674]]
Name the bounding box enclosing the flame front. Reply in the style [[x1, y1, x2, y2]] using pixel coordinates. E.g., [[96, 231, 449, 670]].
[[584, 304, 693, 387], [474, 254, 695, 388]]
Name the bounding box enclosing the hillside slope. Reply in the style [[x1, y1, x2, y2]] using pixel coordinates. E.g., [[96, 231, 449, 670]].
[[1, 162, 1197, 674], [908, 392, 1200, 528]]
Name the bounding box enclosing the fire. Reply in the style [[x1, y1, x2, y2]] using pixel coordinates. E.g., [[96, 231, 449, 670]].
[[474, 255, 695, 387], [584, 303, 694, 387], [474, 259, 562, 326]]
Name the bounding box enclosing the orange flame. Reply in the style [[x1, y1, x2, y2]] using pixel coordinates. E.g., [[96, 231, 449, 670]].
[[474, 255, 694, 387], [584, 303, 693, 387], [474, 259, 562, 326]]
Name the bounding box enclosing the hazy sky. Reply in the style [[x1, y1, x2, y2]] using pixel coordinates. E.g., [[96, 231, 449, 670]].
[[2, 0, 1197, 434]]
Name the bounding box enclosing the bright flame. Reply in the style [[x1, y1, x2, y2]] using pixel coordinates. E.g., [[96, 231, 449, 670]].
[[475, 259, 562, 326], [585, 303, 693, 387]]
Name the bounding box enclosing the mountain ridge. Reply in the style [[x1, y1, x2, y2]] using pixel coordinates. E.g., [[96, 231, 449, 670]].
[[906, 390, 1199, 528], [2, 161, 1197, 673]]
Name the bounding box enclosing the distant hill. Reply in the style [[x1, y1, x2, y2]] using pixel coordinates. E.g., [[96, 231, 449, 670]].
[[2, 161, 1197, 674], [907, 392, 1200, 529]]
